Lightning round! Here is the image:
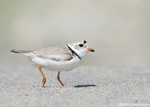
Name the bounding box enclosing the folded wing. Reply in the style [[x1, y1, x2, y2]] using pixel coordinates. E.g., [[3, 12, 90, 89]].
[[32, 46, 73, 61]]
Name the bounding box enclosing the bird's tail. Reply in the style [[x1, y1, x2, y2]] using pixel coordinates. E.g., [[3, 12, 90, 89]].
[[11, 49, 32, 54]]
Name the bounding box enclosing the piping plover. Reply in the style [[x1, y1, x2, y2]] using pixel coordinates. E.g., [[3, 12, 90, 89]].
[[11, 40, 95, 87]]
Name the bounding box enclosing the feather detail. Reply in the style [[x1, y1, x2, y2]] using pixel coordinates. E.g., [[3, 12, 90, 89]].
[[11, 49, 32, 54]]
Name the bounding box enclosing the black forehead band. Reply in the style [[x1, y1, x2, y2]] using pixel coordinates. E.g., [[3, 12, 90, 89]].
[[83, 40, 87, 44]]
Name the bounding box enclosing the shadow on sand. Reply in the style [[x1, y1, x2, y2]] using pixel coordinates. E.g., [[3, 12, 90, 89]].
[[40, 84, 97, 88], [74, 84, 96, 88]]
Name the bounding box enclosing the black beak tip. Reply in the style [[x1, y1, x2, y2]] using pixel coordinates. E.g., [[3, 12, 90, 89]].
[[91, 49, 95, 52]]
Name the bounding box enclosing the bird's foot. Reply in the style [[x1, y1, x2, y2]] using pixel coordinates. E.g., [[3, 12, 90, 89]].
[[42, 77, 46, 87]]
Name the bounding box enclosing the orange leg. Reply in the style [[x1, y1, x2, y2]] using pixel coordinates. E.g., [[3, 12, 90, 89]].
[[57, 72, 64, 86], [38, 65, 46, 87]]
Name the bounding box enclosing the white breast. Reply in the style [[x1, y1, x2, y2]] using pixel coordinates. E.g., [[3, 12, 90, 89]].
[[27, 55, 81, 72]]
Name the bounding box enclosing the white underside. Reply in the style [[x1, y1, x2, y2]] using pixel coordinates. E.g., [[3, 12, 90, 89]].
[[26, 54, 81, 72]]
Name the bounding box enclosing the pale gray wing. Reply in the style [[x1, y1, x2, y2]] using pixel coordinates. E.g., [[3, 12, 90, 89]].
[[32, 45, 73, 61]]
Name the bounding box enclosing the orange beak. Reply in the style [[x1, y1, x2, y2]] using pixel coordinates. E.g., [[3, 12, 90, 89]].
[[87, 48, 95, 52]]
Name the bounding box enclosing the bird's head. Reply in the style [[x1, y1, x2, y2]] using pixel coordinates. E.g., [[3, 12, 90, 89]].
[[67, 40, 95, 58]]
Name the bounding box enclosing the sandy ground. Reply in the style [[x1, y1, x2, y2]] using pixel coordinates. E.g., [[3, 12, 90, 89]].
[[0, 62, 150, 107]]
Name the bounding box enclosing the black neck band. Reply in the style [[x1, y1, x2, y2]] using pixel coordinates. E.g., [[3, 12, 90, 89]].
[[67, 45, 81, 60]]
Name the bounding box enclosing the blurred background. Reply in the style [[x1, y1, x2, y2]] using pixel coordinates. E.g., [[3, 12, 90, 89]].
[[0, 0, 150, 67]]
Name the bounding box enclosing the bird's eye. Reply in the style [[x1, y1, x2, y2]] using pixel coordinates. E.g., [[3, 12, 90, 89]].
[[79, 44, 83, 47]]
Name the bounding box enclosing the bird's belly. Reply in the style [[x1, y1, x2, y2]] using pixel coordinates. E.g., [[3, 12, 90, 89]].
[[28, 56, 81, 71]]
